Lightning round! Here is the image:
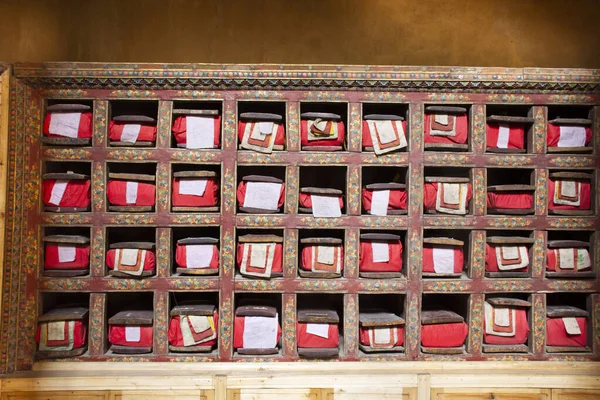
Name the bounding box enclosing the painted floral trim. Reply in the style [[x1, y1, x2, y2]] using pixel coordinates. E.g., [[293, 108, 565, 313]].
[[109, 90, 157, 98]]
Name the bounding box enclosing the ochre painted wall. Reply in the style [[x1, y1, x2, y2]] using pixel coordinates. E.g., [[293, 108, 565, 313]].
[[0, 0, 598, 67]]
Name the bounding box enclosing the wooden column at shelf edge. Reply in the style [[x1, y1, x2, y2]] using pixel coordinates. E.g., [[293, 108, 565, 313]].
[[0, 70, 9, 337]]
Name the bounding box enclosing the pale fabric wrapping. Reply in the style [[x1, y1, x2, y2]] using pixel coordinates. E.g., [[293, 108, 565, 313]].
[[311, 245, 341, 273], [370, 189, 390, 216], [49, 180, 68, 206], [125, 181, 138, 204], [179, 179, 208, 196], [49, 112, 82, 138], [186, 244, 213, 269], [435, 183, 468, 215], [125, 326, 141, 342], [114, 249, 145, 276], [306, 323, 330, 339], [240, 243, 275, 278], [366, 120, 407, 155], [242, 314, 278, 349], [432, 247, 456, 274], [243, 182, 282, 211], [179, 315, 216, 347], [186, 116, 215, 149], [58, 246, 77, 263], [371, 242, 389, 263], [484, 302, 516, 337], [558, 126, 586, 147], [577, 249, 592, 270], [120, 124, 141, 143], [496, 124, 510, 149], [557, 248, 575, 270], [554, 180, 581, 206], [562, 317, 582, 335], [495, 246, 529, 271], [48, 321, 66, 341], [307, 119, 338, 141], [241, 121, 277, 153], [430, 114, 456, 136], [368, 326, 398, 349], [311, 195, 342, 218], [39, 321, 75, 351]]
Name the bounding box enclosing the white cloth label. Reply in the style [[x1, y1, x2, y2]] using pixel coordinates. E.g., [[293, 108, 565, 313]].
[[243, 315, 278, 349], [560, 181, 577, 198], [249, 243, 268, 268], [558, 126, 586, 147], [58, 246, 76, 263], [432, 247, 455, 274], [501, 246, 519, 260], [374, 121, 397, 144], [48, 321, 66, 341], [306, 323, 330, 339], [443, 183, 460, 205], [496, 246, 529, 271], [577, 249, 592, 270], [125, 326, 141, 342], [434, 114, 449, 125], [179, 179, 208, 196], [497, 124, 510, 149], [243, 182, 282, 211], [494, 308, 510, 327], [317, 246, 335, 265], [562, 317, 582, 335], [120, 124, 141, 143], [186, 116, 215, 149], [120, 249, 139, 266], [558, 248, 575, 269], [311, 195, 341, 218], [373, 327, 391, 345], [49, 180, 68, 206], [189, 315, 211, 333], [371, 242, 390, 263], [125, 181, 138, 204], [370, 190, 390, 216], [258, 121, 274, 135], [186, 244, 213, 269], [49, 112, 82, 138]]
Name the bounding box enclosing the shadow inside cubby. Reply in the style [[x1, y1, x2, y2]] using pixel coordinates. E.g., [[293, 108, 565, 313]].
[[168, 291, 219, 356], [361, 166, 409, 215], [358, 293, 406, 356], [171, 163, 221, 213], [233, 293, 283, 358], [105, 226, 157, 279], [484, 230, 533, 279], [42, 226, 91, 278], [422, 229, 471, 279], [359, 229, 407, 279], [299, 166, 347, 215], [545, 293, 592, 353], [483, 293, 532, 354], [421, 293, 470, 355], [110, 100, 158, 120], [297, 293, 344, 359], [171, 226, 220, 277], [235, 228, 284, 280], [298, 229, 345, 279], [106, 292, 154, 356], [486, 168, 535, 215]]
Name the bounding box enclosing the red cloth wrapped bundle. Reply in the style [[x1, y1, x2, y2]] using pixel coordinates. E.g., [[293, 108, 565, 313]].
[[109, 121, 157, 143], [424, 114, 468, 145], [422, 246, 464, 274], [421, 322, 468, 347], [107, 181, 156, 206], [172, 115, 221, 147], [297, 323, 340, 348], [237, 181, 285, 209], [236, 243, 283, 274], [485, 244, 528, 273], [168, 312, 219, 347], [362, 120, 408, 148], [233, 316, 282, 349], [546, 317, 587, 347], [486, 123, 525, 150], [44, 245, 90, 270], [359, 326, 404, 347], [548, 180, 591, 210], [108, 325, 153, 347], [299, 193, 344, 209], [172, 178, 219, 207], [42, 180, 91, 208], [43, 112, 93, 138], [483, 309, 530, 345], [423, 183, 472, 212], [486, 193, 533, 210], [300, 120, 345, 147], [36, 321, 87, 349], [362, 188, 407, 212], [238, 121, 285, 146], [300, 246, 344, 272], [545, 248, 592, 272], [547, 124, 592, 148], [175, 244, 219, 270], [106, 249, 156, 272], [359, 240, 403, 272]]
